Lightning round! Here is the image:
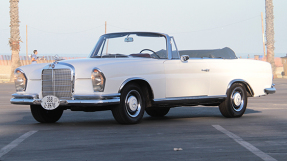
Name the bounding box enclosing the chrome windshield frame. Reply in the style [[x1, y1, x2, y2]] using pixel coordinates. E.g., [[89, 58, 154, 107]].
[[170, 36, 180, 59], [89, 32, 173, 60]]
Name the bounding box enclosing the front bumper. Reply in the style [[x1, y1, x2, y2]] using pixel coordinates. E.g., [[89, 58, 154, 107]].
[[10, 93, 121, 106], [264, 84, 276, 95]]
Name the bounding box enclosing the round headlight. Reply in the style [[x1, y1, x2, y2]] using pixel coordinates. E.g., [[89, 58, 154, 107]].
[[91, 68, 105, 92], [14, 69, 27, 92]]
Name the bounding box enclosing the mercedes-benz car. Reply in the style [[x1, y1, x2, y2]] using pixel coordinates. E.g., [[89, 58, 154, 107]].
[[11, 32, 276, 124]]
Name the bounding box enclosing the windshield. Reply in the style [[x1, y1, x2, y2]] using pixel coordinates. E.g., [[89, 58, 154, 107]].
[[90, 33, 167, 59]]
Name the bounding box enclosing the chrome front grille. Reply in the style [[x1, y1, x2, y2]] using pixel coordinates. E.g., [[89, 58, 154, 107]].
[[42, 69, 73, 100]]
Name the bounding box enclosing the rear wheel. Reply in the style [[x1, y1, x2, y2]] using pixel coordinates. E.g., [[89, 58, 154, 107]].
[[112, 83, 146, 124], [30, 105, 63, 123], [146, 107, 170, 117], [219, 83, 247, 118]]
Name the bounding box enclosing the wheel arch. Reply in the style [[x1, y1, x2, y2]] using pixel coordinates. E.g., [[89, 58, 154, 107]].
[[118, 77, 154, 108], [227, 79, 254, 97]]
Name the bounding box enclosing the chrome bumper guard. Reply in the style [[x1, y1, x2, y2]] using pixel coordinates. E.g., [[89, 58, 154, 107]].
[[264, 84, 276, 95], [10, 93, 121, 106]]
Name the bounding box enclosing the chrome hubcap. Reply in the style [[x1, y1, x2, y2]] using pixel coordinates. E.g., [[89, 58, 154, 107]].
[[231, 87, 244, 112], [127, 96, 138, 112], [125, 90, 141, 117], [233, 92, 242, 106]]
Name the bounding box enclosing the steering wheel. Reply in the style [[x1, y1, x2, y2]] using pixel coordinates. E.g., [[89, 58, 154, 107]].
[[140, 49, 160, 59]]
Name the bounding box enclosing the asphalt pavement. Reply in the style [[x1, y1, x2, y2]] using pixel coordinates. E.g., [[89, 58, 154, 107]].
[[0, 79, 286, 161]]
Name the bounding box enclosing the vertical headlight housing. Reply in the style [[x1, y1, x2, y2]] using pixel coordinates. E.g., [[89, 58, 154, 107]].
[[14, 69, 27, 92], [91, 68, 105, 92]]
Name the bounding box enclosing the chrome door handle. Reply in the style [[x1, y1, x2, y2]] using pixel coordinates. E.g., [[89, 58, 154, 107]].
[[201, 69, 210, 72]]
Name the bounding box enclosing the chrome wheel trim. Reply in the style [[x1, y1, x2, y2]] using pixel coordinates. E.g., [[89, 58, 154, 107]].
[[125, 90, 142, 117], [127, 95, 138, 112], [231, 87, 244, 112], [233, 92, 242, 106]]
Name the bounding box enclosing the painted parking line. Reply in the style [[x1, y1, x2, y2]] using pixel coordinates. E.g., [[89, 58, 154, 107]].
[[212, 125, 277, 161], [0, 130, 38, 158]]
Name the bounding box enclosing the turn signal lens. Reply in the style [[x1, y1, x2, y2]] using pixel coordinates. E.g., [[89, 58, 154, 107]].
[[91, 68, 105, 92], [14, 69, 27, 92]]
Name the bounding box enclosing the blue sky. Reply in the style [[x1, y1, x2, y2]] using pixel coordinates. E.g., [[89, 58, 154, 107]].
[[0, 0, 286, 58]]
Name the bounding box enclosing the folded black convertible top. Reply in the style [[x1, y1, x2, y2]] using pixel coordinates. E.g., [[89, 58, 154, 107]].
[[179, 47, 237, 59]]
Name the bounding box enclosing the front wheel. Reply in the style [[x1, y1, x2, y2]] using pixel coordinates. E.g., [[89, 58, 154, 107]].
[[219, 83, 247, 118], [112, 83, 146, 124], [30, 105, 63, 123]]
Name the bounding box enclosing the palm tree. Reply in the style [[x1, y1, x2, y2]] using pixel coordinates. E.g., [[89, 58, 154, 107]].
[[265, 0, 276, 78], [9, 0, 21, 82]]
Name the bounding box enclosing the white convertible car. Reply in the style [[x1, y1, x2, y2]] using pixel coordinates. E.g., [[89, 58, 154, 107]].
[[11, 32, 276, 124]]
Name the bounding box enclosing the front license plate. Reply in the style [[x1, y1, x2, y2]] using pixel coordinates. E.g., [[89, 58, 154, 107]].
[[41, 95, 60, 110]]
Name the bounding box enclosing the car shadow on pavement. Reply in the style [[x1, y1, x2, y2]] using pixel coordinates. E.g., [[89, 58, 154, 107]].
[[245, 108, 262, 114], [3, 107, 262, 127], [143, 107, 261, 122]]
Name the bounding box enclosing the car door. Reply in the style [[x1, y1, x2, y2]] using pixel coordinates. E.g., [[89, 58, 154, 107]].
[[163, 59, 210, 98]]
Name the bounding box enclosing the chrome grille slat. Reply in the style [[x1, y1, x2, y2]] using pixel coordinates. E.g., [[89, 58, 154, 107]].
[[44, 79, 71, 81], [42, 68, 72, 100], [43, 85, 72, 87], [43, 91, 72, 92], [43, 73, 71, 75]]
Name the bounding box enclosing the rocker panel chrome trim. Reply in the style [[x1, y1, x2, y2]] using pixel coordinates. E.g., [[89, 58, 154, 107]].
[[153, 95, 227, 107], [154, 95, 226, 102]]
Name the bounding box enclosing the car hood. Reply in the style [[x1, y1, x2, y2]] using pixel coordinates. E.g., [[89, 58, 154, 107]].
[[61, 58, 163, 78], [19, 58, 162, 79]]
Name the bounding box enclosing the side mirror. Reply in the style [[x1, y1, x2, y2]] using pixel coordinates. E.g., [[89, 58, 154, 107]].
[[181, 55, 189, 62]]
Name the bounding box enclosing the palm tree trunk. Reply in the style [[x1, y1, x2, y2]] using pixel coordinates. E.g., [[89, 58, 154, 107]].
[[9, 0, 21, 82], [265, 0, 276, 78]]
